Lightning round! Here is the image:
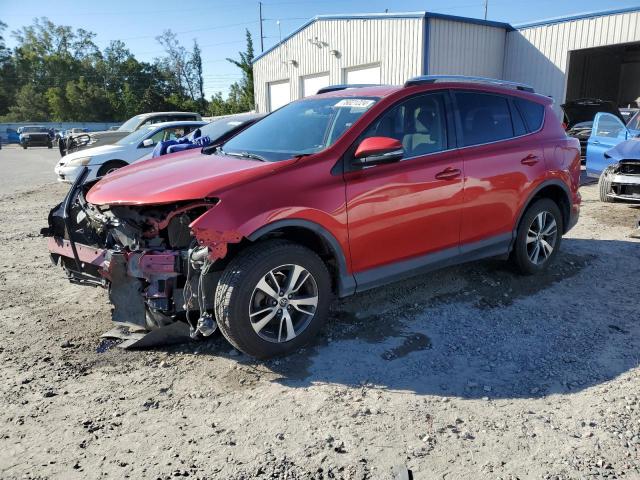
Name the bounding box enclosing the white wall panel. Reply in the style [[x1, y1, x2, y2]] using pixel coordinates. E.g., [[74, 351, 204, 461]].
[[504, 10, 640, 114], [254, 17, 424, 112], [428, 18, 506, 78]]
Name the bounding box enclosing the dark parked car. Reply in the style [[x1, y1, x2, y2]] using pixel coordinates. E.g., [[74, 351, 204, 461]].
[[19, 126, 53, 149], [561, 98, 625, 158]]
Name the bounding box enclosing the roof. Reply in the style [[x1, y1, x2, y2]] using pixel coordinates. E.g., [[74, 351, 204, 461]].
[[253, 6, 640, 64], [253, 11, 513, 63], [137, 111, 200, 118], [145, 120, 207, 128], [515, 6, 640, 29]]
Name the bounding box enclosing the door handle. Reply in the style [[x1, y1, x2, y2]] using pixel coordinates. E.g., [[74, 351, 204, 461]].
[[435, 167, 462, 180], [521, 154, 539, 166]]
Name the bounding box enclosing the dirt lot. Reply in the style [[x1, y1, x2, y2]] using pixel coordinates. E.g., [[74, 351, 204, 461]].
[[1, 146, 639, 480]]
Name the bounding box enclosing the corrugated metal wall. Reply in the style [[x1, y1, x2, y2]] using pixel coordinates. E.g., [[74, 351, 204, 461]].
[[504, 10, 640, 114], [253, 17, 424, 112], [428, 18, 506, 78]]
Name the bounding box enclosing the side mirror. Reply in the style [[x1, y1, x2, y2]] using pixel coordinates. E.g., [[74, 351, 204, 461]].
[[141, 138, 154, 148], [353, 137, 404, 167]]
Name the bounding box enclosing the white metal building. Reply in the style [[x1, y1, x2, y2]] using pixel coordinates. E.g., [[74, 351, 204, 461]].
[[252, 7, 640, 115]]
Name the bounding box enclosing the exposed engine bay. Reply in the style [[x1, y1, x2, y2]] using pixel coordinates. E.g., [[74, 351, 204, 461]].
[[607, 160, 640, 202], [42, 168, 229, 341]]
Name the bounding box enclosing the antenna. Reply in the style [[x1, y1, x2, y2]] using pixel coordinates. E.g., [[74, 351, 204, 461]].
[[483, 0, 488, 20]]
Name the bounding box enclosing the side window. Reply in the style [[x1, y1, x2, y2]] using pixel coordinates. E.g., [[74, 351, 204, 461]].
[[514, 98, 545, 132], [145, 126, 189, 146], [360, 93, 448, 158], [455, 92, 514, 147], [594, 114, 625, 138]]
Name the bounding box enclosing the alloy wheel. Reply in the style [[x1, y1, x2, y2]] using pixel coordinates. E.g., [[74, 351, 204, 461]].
[[526, 211, 558, 265], [249, 264, 319, 343]]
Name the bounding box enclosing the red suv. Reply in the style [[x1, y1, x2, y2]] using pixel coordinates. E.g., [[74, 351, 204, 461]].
[[45, 76, 581, 358]]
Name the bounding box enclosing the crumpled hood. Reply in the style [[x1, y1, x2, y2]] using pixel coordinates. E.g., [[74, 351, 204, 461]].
[[606, 138, 640, 162], [86, 150, 295, 206]]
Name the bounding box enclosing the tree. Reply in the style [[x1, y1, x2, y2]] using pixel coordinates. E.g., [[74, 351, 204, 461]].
[[6, 84, 49, 121], [0, 21, 16, 116], [225, 29, 254, 111]]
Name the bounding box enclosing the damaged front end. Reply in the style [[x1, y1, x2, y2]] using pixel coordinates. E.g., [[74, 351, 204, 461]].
[[608, 160, 640, 202], [43, 167, 235, 341]]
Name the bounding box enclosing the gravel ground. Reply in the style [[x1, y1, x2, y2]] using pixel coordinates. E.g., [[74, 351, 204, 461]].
[[1, 147, 640, 480]]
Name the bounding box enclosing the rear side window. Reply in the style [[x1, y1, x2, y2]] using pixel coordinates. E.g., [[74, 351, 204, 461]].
[[455, 92, 514, 147], [515, 98, 545, 132]]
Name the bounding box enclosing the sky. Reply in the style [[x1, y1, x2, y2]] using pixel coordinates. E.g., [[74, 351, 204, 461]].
[[1, 0, 639, 98]]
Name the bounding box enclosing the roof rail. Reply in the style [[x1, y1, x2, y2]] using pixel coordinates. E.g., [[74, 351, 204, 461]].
[[404, 75, 535, 93], [316, 84, 382, 94]]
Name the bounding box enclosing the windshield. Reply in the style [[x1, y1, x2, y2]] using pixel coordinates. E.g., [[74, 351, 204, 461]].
[[628, 111, 640, 131], [118, 114, 144, 131], [222, 97, 378, 161], [189, 117, 254, 142], [116, 125, 156, 145]]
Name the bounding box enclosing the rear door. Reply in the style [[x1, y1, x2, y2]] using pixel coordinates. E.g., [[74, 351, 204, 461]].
[[454, 91, 547, 247], [586, 113, 629, 176]]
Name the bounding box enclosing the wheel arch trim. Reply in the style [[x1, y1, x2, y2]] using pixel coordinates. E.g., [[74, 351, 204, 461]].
[[513, 179, 572, 239], [247, 219, 356, 297]]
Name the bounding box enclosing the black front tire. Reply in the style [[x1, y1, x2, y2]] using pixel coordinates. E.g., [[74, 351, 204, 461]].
[[511, 198, 563, 275], [97, 160, 128, 177], [598, 166, 616, 203], [215, 240, 331, 359], [22, 144, 27, 149]]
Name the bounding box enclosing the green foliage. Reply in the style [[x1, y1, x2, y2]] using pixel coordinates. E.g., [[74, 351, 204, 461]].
[[208, 29, 255, 116], [0, 18, 256, 122]]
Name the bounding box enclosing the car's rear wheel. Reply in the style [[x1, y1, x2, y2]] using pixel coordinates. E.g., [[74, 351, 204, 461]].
[[97, 160, 128, 177], [511, 198, 563, 275], [215, 240, 331, 359], [598, 166, 617, 203], [22, 144, 27, 149]]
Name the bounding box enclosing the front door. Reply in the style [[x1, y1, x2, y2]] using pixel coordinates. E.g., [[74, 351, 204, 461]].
[[344, 92, 464, 285], [586, 112, 629, 176]]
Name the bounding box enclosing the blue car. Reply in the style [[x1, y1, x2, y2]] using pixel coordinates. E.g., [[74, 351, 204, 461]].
[[596, 138, 640, 203], [586, 111, 640, 178]]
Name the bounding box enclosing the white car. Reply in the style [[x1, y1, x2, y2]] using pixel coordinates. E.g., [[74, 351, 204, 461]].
[[55, 121, 206, 184]]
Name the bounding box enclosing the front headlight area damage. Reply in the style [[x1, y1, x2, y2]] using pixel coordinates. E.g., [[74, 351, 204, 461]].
[[43, 169, 239, 341]]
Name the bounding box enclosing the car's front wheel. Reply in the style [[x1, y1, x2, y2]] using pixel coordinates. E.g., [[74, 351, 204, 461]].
[[215, 240, 331, 359], [598, 166, 617, 203], [511, 198, 563, 275]]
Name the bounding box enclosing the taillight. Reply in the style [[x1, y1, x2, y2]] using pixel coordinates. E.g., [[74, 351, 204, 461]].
[[561, 122, 568, 130]]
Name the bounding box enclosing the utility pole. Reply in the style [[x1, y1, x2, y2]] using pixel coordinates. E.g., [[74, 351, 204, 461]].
[[483, 0, 488, 20], [259, 2, 264, 52]]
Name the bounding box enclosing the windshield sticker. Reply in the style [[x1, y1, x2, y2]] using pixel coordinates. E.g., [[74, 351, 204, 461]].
[[335, 99, 375, 109]]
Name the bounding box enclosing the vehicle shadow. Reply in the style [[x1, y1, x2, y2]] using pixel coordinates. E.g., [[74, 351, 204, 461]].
[[224, 237, 640, 400]]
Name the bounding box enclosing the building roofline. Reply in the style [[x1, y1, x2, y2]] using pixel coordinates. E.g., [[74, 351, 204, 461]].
[[252, 6, 640, 63], [514, 6, 640, 29], [253, 11, 512, 63], [424, 12, 514, 31]]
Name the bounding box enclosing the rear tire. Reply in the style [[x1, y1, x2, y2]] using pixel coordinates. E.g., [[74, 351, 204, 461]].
[[215, 240, 331, 359], [511, 198, 563, 275], [598, 166, 616, 203], [22, 144, 27, 149]]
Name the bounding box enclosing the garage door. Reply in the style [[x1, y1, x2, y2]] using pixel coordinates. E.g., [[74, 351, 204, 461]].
[[345, 65, 381, 85], [301, 73, 330, 97], [268, 80, 290, 111]]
